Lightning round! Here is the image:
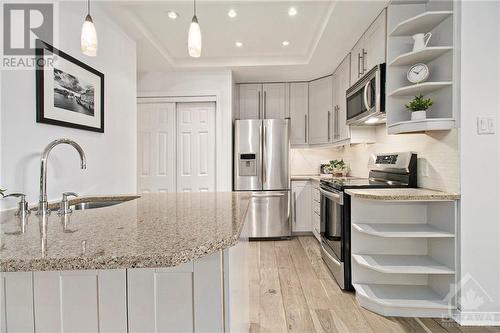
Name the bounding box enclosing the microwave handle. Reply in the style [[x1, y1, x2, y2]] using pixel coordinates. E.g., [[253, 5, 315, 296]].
[[363, 81, 371, 112]]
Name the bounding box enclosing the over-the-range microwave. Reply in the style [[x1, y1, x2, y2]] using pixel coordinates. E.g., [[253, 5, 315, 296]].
[[346, 63, 386, 125]]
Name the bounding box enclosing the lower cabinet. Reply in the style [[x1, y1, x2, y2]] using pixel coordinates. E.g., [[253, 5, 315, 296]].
[[291, 181, 312, 232], [0, 253, 224, 333], [311, 180, 321, 242]]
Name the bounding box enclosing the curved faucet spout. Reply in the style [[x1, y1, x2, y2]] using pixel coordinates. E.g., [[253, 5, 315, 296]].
[[38, 139, 87, 215]]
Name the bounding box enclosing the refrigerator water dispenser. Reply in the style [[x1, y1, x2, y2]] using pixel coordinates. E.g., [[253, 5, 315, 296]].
[[239, 153, 257, 176]]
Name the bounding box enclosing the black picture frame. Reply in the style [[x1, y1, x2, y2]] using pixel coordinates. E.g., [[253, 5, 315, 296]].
[[35, 39, 104, 133]]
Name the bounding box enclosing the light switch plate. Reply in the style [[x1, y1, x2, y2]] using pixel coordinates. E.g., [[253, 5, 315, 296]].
[[477, 117, 495, 135]]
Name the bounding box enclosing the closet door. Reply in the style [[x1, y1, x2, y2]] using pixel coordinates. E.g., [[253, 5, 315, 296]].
[[137, 102, 176, 193], [176, 102, 216, 192]]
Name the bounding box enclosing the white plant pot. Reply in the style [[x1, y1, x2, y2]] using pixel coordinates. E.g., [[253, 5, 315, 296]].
[[411, 110, 427, 121]]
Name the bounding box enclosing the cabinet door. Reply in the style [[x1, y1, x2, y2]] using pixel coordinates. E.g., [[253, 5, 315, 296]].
[[333, 54, 351, 141], [262, 83, 287, 119], [350, 38, 365, 86], [32, 270, 127, 333], [308, 76, 333, 145], [292, 181, 312, 232], [239, 84, 262, 119], [364, 9, 387, 71], [289, 82, 309, 145]]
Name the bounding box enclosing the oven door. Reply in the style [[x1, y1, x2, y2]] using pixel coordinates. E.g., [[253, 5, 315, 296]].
[[320, 187, 343, 261]]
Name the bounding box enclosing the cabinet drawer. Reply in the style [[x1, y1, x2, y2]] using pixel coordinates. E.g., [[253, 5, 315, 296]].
[[312, 200, 320, 215]]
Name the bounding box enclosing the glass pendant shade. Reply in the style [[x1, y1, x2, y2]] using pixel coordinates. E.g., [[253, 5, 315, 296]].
[[81, 14, 97, 57], [188, 15, 202, 58]]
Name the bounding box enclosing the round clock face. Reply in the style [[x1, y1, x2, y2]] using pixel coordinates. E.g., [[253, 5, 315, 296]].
[[407, 63, 429, 84]]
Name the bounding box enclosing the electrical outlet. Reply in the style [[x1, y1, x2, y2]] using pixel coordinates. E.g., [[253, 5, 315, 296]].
[[477, 117, 495, 135]]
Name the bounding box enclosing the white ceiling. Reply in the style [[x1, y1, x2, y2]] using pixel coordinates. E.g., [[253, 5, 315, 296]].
[[105, 0, 389, 82]]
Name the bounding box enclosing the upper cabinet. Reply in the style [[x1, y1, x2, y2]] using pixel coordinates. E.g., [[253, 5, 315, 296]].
[[237, 83, 288, 120], [289, 82, 309, 145], [308, 75, 333, 145], [238, 84, 262, 119], [262, 83, 288, 119], [350, 9, 387, 86], [332, 54, 351, 142]]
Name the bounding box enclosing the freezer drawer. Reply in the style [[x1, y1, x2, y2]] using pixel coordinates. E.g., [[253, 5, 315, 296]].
[[246, 191, 291, 238]]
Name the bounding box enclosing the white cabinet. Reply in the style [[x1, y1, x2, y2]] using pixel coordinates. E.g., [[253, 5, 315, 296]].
[[310, 180, 321, 242], [239, 83, 262, 119], [238, 83, 288, 119], [332, 54, 351, 142], [292, 181, 312, 232], [289, 82, 309, 145], [350, 9, 387, 85], [308, 76, 333, 144], [262, 83, 288, 119], [0, 272, 34, 333]]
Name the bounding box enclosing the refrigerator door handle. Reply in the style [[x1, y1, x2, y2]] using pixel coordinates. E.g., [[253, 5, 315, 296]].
[[252, 193, 286, 198], [262, 124, 267, 186]]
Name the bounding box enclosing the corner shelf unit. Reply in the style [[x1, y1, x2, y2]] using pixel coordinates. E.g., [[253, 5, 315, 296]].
[[385, 2, 457, 135], [350, 196, 458, 318]]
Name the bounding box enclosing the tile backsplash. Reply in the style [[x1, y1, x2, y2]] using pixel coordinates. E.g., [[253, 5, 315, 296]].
[[291, 126, 459, 193]]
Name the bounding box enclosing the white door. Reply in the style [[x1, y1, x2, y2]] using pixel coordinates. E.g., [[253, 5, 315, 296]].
[[262, 83, 288, 119], [176, 102, 216, 192], [332, 54, 351, 141], [238, 84, 262, 119], [137, 102, 176, 193]]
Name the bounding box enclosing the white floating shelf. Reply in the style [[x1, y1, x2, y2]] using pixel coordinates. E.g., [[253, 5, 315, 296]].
[[387, 118, 456, 134], [390, 11, 453, 36], [352, 254, 454, 275], [388, 82, 452, 97], [354, 283, 454, 317], [389, 47, 453, 67], [352, 223, 454, 238]]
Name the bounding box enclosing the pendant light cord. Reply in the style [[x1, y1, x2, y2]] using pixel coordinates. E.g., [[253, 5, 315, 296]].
[[87, 0, 90, 15], [193, 0, 196, 16]]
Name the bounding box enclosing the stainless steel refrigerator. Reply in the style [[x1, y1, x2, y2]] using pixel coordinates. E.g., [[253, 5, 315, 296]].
[[234, 119, 291, 238]]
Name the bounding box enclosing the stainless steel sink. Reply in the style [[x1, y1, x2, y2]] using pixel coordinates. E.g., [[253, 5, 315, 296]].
[[70, 198, 136, 211]]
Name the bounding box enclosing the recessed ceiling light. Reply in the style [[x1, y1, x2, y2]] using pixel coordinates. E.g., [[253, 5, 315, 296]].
[[167, 11, 179, 19], [235, 41, 243, 48], [288, 7, 297, 16], [282, 40, 290, 46], [228, 9, 237, 18]]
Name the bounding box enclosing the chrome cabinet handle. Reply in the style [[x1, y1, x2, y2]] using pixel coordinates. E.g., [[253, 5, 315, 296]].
[[357, 52, 362, 77], [304, 114, 308, 143], [264, 91, 267, 119], [258, 91, 261, 119], [362, 48, 367, 74], [363, 81, 371, 112], [293, 192, 297, 223], [336, 107, 340, 139], [327, 111, 331, 141]]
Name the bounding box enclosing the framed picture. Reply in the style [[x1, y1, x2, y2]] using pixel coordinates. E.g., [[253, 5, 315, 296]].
[[36, 39, 104, 133]]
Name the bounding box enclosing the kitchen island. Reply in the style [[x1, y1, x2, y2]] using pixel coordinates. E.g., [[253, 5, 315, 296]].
[[0, 192, 251, 333]]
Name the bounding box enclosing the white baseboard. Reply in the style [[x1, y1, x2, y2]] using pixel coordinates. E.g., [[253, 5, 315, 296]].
[[453, 311, 500, 326]]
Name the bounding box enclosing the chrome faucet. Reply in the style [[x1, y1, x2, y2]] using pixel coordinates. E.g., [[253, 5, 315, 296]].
[[38, 139, 86, 216]]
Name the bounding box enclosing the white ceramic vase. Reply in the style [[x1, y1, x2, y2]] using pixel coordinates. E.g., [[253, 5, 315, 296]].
[[411, 110, 427, 121]]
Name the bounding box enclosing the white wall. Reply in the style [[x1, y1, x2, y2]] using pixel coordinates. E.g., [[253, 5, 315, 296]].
[[292, 127, 459, 193], [457, 0, 500, 324], [137, 70, 233, 191], [0, 2, 137, 210]]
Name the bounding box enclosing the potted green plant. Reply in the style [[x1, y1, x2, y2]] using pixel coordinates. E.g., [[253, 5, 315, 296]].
[[325, 159, 349, 177], [405, 94, 433, 121]]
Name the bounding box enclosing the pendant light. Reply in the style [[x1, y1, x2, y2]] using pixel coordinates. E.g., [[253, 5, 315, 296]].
[[188, 0, 202, 58], [81, 0, 98, 57]]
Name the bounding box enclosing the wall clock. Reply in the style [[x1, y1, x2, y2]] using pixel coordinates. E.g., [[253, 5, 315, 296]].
[[407, 63, 429, 84]]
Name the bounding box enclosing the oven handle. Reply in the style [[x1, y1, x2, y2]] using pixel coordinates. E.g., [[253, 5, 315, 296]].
[[319, 188, 343, 205], [363, 80, 371, 112]]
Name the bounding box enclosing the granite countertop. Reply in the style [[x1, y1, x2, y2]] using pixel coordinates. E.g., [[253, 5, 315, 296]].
[[0, 192, 251, 272], [345, 188, 460, 201]]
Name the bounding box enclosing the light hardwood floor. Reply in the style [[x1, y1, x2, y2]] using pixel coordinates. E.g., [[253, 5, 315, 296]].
[[248, 236, 500, 333]]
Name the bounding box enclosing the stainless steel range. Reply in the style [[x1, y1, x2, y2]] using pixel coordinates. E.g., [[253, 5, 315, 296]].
[[320, 152, 417, 290]]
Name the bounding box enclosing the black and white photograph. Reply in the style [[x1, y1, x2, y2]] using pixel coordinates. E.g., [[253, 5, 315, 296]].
[[36, 39, 104, 133], [53, 68, 95, 116]]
